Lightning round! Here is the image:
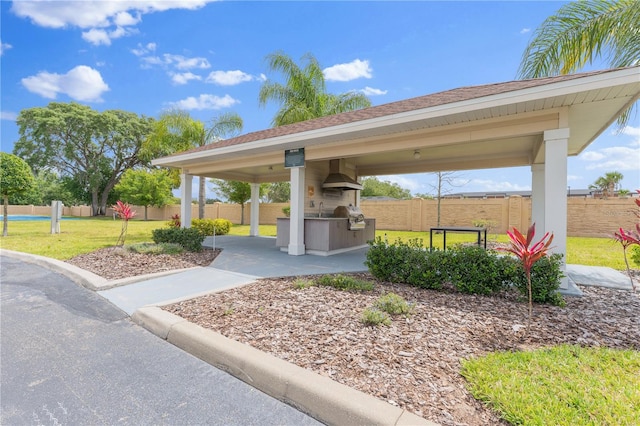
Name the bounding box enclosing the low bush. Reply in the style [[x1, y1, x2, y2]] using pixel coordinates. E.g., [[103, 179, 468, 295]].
[[191, 218, 232, 236], [448, 245, 514, 295], [405, 248, 448, 290], [631, 246, 640, 267], [374, 293, 414, 316], [293, 278, 314, 289], [366, 237, 564, 305], [152, 227, 205, 252], [509, 253, 566, 306], [127, 242, 184, 255], [366, 236, 423, 283], [361, 308, 391, 326], [315, 274, 375, 292]]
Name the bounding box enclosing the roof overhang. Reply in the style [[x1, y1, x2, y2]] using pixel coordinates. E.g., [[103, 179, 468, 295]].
[[152, 67, 640, 183]]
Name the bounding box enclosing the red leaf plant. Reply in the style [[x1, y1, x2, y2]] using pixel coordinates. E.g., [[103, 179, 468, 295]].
[[113, 200, 137, 246], [169, 213, 181, 228], [613, 224, 640, 292], [499, 223, 554, 324]]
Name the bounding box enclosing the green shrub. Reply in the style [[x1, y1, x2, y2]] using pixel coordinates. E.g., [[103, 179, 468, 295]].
[[293, 278, 314, 289], [127, 242, 184, 255], [152, 227, 205, 252], [361, 308, 391, 326], [315, 274, 374, 292], [282, 206, 290, 217], [365, 236, 565, 306], [191, 218, 232, 236], [509, 253, 565, 306], [405, 248, 448, 290], [366, 236, 423, 282], [213, 218, 232, 235], [374, 293, 414, 316], [448, 245, 513, 295], [630, 245, 640, 267]]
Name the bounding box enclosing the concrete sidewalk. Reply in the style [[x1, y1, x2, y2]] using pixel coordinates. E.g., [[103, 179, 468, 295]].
[[98, 235, 371, 315]]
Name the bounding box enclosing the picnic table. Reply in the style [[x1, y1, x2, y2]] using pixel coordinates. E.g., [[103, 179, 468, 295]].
[[429, 226, 487, 251]]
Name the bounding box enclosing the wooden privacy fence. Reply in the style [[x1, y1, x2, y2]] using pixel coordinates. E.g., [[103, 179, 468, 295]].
[[5, 196, 638, 238]]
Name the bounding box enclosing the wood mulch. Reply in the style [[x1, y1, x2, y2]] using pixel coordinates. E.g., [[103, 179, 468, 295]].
[[66, 249, 640, 425], [163, 275, 640, 426]]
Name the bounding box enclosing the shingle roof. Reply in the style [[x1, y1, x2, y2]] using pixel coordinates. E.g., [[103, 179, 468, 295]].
[[171, 68, 629, 157]]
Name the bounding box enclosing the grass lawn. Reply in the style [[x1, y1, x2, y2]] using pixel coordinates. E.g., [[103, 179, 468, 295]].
[[0, 219, 631, 270], [461, 345, 640, 425]]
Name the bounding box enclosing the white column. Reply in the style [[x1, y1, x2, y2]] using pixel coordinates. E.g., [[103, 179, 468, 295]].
[[180, 173, 193, 228], [543, 128, 569, 289], [531, 164, 545, 230], [288, 167, 306, 255], [250, 183, 260, 237]]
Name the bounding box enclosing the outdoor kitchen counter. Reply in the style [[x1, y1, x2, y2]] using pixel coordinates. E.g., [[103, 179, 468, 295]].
[[275, 217, 376, 255]]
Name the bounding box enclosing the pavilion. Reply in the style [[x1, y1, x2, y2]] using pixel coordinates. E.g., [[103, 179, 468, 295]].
[[153, 66, 640, 289]]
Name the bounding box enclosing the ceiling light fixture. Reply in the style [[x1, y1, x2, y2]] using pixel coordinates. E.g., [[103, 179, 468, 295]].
[[413, 150, 421, 160]]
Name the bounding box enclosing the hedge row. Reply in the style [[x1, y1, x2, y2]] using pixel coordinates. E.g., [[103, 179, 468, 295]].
[[365, 237, 565, 306], [151, 217, 233, 252]]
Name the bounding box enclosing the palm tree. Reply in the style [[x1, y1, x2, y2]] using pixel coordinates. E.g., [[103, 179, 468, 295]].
[[147, 110, 243, 218], [518, 0, 639, 127], [258, 51, 372, 127], [590, 171, 624, 198]]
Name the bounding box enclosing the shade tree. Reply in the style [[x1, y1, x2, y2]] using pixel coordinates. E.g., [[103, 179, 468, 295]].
[[0, 153, 36, 236], [14, 102, 154, 216], [114, 168, 174, 220]]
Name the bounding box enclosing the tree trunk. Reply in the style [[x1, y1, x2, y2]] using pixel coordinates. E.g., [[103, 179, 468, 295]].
[[144, 205, 148, 221], [91, 190, 100, 216], [199, 176, 206, 219], [3, 195, 8, 237], [240, 203, 245, 225]]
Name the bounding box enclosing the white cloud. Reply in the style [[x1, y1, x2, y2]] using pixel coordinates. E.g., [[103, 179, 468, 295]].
[[140, 55, 164, 68], [378, 175, 421, 192], [21, 65, 109, 102], [11, 1, 215, 45], [324, 59, 372, 82], [470, 178, 530, 192], [205, 70, 255, 85], [520, 28, 531, 34], [621, 125, 640, 146], [171, 72, 202, 85], [139, 52, 210, 75], [1, 111, 18, 121], [0, 40, 12, 56], [131, 42, 156, 56], [82, 25, 137, 45], [163, 54, 210, 70], [114, 11, 140, 27], [360, 86, 387, 96], [81, 28, 111, 46], [169, 94, 239, 111], [581, 145, 640, 171]]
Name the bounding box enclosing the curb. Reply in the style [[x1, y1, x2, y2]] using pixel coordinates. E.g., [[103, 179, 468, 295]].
[[0, 249, 108, 291], [132, 306, 437, 426], [0, 249, 200, 291]]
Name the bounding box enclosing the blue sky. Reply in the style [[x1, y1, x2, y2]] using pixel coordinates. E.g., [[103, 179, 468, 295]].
[[1, 0, 638, 197]]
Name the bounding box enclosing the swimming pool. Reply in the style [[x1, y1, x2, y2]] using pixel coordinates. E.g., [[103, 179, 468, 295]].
[[0, 215, 80, 221]]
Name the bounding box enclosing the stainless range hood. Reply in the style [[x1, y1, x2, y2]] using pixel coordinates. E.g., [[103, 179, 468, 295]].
[[322, 160, 363, 191]]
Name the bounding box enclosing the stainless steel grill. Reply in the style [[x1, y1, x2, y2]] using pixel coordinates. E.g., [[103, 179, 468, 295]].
[[334, 204, 366, 230]]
